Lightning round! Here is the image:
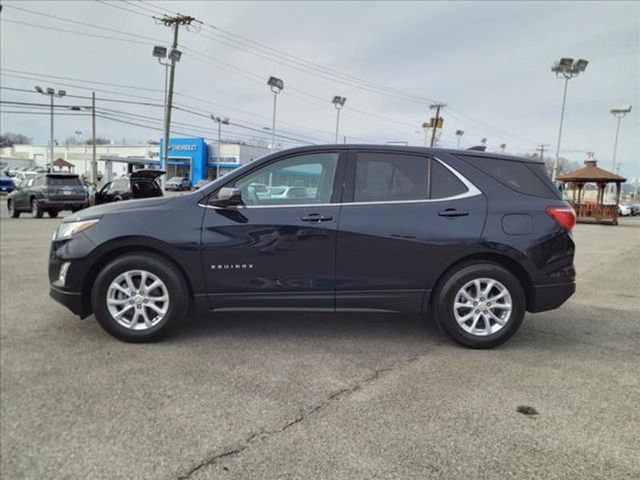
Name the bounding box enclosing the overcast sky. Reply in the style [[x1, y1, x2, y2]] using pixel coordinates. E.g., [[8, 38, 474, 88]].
[[1, 1, 639, 179]]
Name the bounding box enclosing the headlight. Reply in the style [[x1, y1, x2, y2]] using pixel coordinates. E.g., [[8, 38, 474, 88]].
[[55, 219, 100, 240]]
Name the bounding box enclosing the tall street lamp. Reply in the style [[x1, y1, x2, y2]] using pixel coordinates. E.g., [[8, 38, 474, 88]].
[[421, 122, 430, 147], [610, 105, 632, 171], [267, 76, 284, 151], [35, 86, 66, 166], [211, 115, 230, 179], [331, 96, 346, 143], [152, 45, 178, 172], [455, 129, 464, 149], [608, 105, 632, 202], [551, 57, 588, 181]]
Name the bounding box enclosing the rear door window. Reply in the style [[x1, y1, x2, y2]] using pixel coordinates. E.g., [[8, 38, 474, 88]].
[[429, 160, 469, 199], [457, 155, 561, 199], [352, 152, 469, 202], [354, 152, 428, 202]]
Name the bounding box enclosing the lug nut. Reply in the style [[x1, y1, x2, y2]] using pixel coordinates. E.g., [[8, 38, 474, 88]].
[[473, 302, 478, 306]]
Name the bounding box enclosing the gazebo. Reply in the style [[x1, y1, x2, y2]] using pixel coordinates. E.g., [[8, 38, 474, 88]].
[[51, 158, 75, 173], [557, 158, 626, 225]]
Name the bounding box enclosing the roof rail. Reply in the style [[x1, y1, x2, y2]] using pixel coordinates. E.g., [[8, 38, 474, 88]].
[[467, 146, 487, 151]]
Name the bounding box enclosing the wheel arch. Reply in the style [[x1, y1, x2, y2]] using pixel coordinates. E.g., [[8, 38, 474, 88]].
[[80, 242, 195, 317], [428, 252, 534, 312]]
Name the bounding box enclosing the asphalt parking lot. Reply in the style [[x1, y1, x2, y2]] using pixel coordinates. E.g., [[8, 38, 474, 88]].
[[1, 199, 639, 480]]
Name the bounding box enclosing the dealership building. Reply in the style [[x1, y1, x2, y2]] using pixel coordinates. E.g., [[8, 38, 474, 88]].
[[1, 137, 270, 184]]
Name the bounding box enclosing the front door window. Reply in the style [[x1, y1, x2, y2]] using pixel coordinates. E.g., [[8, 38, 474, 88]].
[[230, 152, 339, 206]]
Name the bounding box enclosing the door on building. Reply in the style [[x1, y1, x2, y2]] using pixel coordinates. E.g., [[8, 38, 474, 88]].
[[166, 158, 191, 181], [200, 150, 345, 311]]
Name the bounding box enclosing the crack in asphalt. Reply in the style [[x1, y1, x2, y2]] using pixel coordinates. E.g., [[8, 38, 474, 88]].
[[175, 354, 422, 480]]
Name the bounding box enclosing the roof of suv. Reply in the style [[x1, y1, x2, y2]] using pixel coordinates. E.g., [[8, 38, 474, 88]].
[[269, 144, 544, 165]]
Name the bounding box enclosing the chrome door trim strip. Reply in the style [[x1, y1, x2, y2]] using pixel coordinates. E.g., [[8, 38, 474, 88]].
[[199, 157, 482, 210]]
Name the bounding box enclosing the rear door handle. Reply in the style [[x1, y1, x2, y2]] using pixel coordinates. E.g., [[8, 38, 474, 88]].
[[301, 213, 333, 222], [438, 208, 469, 218]]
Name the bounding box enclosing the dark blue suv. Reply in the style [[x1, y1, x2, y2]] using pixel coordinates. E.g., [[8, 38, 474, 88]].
[[49, 145, 576, 348]]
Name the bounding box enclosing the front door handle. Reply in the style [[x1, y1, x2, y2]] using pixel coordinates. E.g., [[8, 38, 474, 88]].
[[301, 213, 333, 222], [438, 208, 469, 218]]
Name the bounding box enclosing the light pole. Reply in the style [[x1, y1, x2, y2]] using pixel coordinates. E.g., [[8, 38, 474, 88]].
[[267, 76, 284, 151], [75, 130, 85, 174], [152, 45, 179, 173], [35, 86, 66, 167], [455, 129, 464, 149], [500, 143, 507, 153], [331, 96, 346, 143], [211, 115, 230, 179], [421, 122, 429, 147], [608, 105, 632, 202], [610, 105, 632, 171], [551, 57, 588, 181]]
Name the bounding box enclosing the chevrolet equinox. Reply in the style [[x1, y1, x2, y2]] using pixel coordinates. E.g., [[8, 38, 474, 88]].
[[49, 145, 576, 348]]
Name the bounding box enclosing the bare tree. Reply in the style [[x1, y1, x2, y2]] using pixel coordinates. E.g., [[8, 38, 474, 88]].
[[0, 132, 32, 148]]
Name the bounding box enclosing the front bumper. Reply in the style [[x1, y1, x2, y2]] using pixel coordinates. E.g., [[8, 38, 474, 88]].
[[529, 282, 576, 313], [50, 284, 90, 318]]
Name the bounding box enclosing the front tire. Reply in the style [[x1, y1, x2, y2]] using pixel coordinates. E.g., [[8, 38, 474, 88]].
[[48, 209, 59, 218], [433, 263, 526, 349], [91, 253, 190, 342], [31, 199, 44, 218]]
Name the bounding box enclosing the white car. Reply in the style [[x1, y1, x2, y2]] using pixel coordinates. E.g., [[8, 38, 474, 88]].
[[618, 204, 632, 216]]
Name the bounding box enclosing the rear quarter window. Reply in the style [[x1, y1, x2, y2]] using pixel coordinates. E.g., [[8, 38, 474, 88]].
[[456, 155, 561, 199]]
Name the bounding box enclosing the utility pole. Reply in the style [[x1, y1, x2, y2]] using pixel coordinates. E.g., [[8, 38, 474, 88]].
[[156, 14, 195, 171], [91, 91, 97, 184], [537, 143, 549, 162], [429, 103, 445, 147]]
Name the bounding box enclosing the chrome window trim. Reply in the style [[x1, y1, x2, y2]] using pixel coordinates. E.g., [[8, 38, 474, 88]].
[[199, 156, 482, 210]]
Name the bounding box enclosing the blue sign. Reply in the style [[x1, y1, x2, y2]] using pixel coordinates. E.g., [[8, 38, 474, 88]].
[[159, 137, 208, 183]]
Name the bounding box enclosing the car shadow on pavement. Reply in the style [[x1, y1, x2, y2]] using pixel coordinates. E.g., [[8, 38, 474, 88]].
[[174, 311, 445, 346]]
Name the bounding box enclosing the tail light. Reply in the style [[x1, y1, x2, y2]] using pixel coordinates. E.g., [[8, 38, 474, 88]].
[[546, 206, 576, 230]]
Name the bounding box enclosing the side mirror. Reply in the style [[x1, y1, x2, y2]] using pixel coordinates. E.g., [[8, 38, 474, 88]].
[[211, 187, 243, 207]]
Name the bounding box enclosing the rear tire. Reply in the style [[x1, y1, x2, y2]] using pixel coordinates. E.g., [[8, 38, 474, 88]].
[[433, 262, 526, 349], [7, 200, 20, 218], [91, 253, 190, 342], [48, 210, 59, 218], [31, 199, 44, 218]]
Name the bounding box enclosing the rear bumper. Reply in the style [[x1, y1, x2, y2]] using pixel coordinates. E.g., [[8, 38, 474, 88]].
[[40, 199, 87, 210], [529, 282, 576, 313]]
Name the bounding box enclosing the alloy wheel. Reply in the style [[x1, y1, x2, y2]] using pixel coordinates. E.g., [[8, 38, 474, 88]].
[[106, 270, 170, 331], [453, 277, 513, 336]]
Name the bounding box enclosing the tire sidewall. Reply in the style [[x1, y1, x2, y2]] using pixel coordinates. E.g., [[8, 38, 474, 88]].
[[8, 200, 18, 218], [91, 254, 189, 342], [31, 199, 43, 218], [436, 263, 526, 349]]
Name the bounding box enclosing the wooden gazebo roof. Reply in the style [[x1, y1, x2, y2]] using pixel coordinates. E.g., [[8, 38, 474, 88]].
[[557, 160, 626, 183], [51, 158, 74, 168]]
